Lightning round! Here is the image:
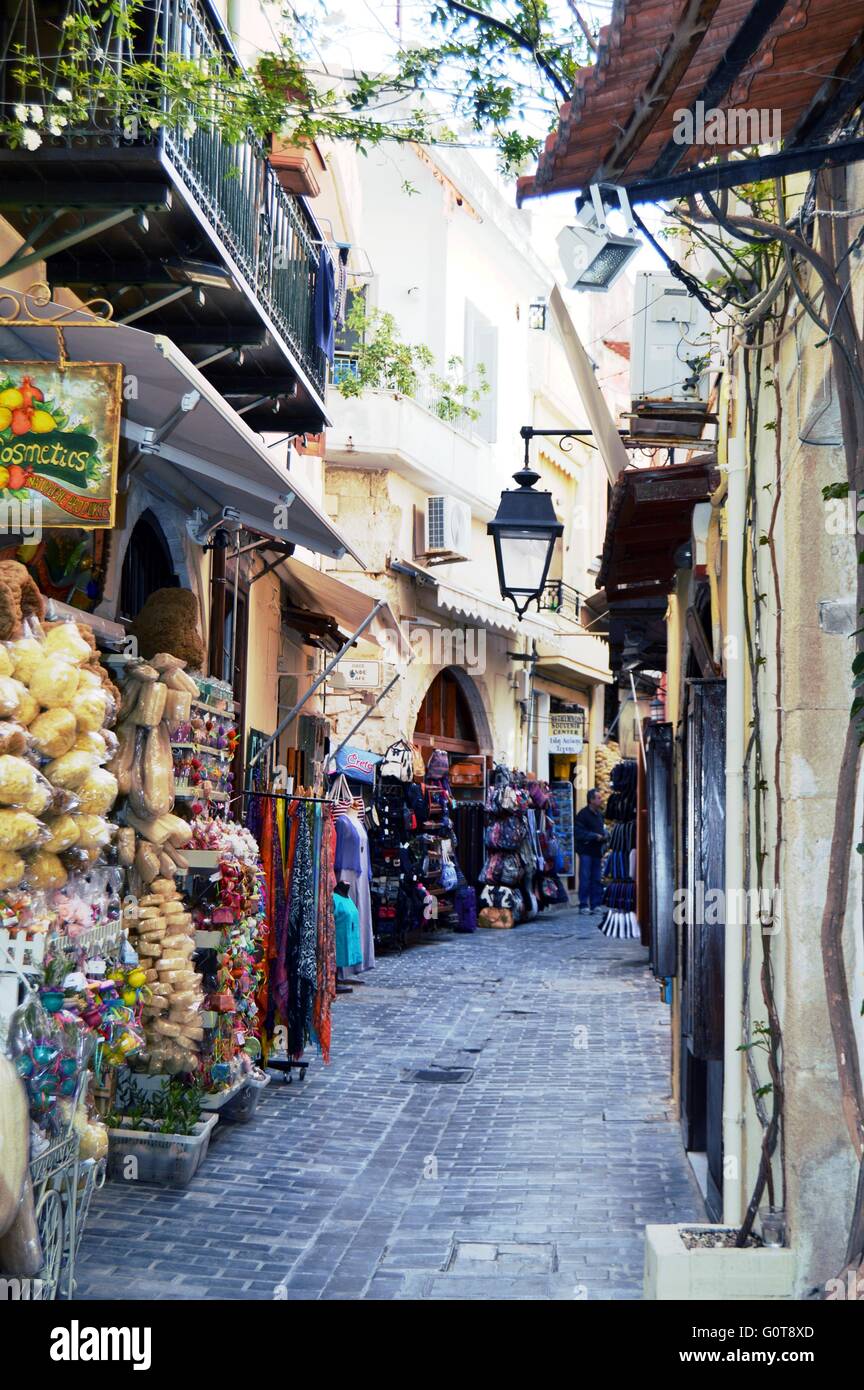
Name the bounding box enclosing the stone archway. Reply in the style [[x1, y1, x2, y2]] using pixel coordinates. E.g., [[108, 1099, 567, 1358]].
[[412, 664, 493, 756]]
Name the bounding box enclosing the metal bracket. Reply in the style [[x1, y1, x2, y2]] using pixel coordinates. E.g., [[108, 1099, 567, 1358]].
[[0, 192, 171, 280]]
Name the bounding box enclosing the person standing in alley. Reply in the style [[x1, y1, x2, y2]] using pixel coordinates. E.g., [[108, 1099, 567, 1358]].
[[574, 788, 607, 914]]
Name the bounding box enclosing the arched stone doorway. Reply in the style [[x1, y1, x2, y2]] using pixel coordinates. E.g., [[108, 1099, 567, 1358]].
[[118, 509, 179, 622], [412, 666, 493, 757]]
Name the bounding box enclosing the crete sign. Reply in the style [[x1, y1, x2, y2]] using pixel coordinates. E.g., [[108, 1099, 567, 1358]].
[[0, 362, 121, 526]]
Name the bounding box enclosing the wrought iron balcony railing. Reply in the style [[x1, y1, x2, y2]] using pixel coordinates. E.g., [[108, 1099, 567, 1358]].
[[538, 580, 584, 622], [0, 0, 327, 399]]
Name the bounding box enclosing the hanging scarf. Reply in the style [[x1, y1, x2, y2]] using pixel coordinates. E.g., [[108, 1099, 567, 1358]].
[[285, 803, 316, 1056], [312, 806, 336, 1063]]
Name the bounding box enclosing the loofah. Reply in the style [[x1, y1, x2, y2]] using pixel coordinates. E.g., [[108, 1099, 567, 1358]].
[[0, 562, 45, 640], [130, 589, 205, 672]]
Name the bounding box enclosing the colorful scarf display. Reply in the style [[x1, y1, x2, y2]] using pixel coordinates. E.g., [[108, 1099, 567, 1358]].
[[246, 794, 336, 1064]]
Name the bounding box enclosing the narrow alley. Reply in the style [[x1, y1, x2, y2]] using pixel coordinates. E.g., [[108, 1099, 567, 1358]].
[[74, 912, 703, 1302]]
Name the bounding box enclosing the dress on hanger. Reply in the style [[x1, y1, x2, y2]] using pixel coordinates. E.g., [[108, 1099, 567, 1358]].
[[334, 811, 375, 973], [334, 892, 362, 968]]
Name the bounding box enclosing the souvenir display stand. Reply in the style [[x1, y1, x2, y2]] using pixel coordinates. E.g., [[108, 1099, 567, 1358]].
[[243, 786, 337, 1083], [362, 741, 478, 948], [478, 766, 567, 928], [0, 582, 133, 1299], [599, 758, 640, 939]]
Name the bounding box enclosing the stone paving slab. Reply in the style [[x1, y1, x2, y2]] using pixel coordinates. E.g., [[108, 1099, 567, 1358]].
[[74, 907, 704, 1301]]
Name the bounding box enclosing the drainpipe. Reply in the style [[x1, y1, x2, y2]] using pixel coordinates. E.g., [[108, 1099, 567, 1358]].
[[723, 370, 747, 1226]]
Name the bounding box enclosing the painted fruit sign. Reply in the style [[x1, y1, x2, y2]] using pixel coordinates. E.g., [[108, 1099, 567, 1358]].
[[0, 362, 122, 527]]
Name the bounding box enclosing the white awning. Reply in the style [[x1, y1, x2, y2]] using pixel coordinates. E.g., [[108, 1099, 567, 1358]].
[[548, 285, 628, 486], [0, 289, 363, 564], [434, 577, 557, 640]]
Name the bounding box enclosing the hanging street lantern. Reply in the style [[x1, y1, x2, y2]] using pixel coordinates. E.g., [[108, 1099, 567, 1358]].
[[488, 428, 564, 618]]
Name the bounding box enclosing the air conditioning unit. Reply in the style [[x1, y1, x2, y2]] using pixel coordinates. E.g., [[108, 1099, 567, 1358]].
[[421, 495, 472, 564], [630, 272, 712, 405]]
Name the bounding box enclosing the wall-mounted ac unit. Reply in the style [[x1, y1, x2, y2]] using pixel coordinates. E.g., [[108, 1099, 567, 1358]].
[[420, 495, 472, 564], [630, 272, 712, 405]]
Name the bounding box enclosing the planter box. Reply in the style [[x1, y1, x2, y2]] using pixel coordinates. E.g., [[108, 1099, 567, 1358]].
[[269, 136, 326, 197], [644, 1224, 796, 1301], [106, 1114, 217, 1188]]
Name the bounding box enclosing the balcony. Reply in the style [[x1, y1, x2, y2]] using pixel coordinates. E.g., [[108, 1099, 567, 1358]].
[[326, 358, 499, 515], [0, 0, 328, 432]]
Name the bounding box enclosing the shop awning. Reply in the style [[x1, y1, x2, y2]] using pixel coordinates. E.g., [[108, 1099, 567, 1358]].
[[277, 556, 407, 655], [534, 647, 613, 687], [597, 456, 719, 602], [549, 287, 628, 486], [434, 577, 557, 640], [0, 289, 363, 564], [517, 0, 864, 203]]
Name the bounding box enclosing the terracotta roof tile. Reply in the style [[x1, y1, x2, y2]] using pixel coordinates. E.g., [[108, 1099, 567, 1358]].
[[518, 0, 863, 202]]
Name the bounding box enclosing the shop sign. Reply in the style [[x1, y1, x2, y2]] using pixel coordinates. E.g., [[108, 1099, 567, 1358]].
[[329, 659, 382, 690], [0, 361, 121, 527], [549, 712, 584, 754]]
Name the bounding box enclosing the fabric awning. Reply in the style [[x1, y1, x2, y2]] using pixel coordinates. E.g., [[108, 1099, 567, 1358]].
[[0, 288, 363, 564], [549, 286, 628, 486], [277, 556, 407, 655], [434, 577, 557, 640]]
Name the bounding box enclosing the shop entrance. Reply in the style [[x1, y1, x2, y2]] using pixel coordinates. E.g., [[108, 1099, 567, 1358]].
[[118, 509, 179, 621]]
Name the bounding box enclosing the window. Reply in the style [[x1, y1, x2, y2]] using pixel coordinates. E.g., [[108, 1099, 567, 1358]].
[[464, 300, 498, 443], [333, 284, 367, 385]]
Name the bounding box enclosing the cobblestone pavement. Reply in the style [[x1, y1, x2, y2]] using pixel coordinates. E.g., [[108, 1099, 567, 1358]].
[[75, 907, 704, 1301]]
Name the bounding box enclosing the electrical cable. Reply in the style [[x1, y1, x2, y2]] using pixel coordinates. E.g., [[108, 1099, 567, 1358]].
[[631, 206, 724, 317]]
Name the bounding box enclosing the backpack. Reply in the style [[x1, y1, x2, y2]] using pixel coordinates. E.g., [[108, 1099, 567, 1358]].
[[440, 848, 458, 892], [485, 817, 526, 850], [380, 739, 414, 783], [425, 748, 450, 780]]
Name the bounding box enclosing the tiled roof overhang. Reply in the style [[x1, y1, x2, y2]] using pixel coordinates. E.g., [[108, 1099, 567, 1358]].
[[517, 0, 864, 203]]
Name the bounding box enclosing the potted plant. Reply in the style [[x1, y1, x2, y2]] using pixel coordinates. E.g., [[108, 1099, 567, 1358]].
[[644, 1222, 796, 1300], [105, 1077, 216, 1189]]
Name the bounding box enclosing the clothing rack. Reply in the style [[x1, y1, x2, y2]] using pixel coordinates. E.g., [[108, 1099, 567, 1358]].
[[233, 789, 334, 805]]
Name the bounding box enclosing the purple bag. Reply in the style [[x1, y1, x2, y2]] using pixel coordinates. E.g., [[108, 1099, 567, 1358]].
[[425, 748, 450, 780]]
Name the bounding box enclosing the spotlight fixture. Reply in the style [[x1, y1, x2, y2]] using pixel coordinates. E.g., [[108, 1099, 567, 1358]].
[[557, 184, 641, 293]]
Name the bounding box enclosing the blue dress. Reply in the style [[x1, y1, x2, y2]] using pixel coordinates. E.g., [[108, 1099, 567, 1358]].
[[334, 892, 362, 968]]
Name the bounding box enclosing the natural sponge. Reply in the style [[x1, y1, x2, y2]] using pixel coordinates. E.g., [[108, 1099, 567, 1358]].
[[0, 562, 45, 640], [130, 589, 205, 672]]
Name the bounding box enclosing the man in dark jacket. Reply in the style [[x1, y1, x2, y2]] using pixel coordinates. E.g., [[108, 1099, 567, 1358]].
[[574, 789, 607, 913]]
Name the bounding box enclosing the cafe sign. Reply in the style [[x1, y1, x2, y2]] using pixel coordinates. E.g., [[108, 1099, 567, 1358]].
[[549, 711, 584, 754], [0, 361, 121, 527]]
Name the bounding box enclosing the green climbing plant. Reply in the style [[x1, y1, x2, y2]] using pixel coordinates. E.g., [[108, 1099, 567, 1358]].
[[336, 299, 489, 423]]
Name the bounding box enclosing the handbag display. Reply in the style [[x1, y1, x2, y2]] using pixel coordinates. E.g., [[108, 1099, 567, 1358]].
[[380, 739, 414, 783]]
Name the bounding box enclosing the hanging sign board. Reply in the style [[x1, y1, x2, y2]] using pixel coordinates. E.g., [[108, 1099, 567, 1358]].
[[0, 362, 122, 527], [551, 780, 575, 876], [549, 712, 584, 754]]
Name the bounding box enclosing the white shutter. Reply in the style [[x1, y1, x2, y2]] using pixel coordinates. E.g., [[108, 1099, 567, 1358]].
[[464, 301, 498, 443]]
